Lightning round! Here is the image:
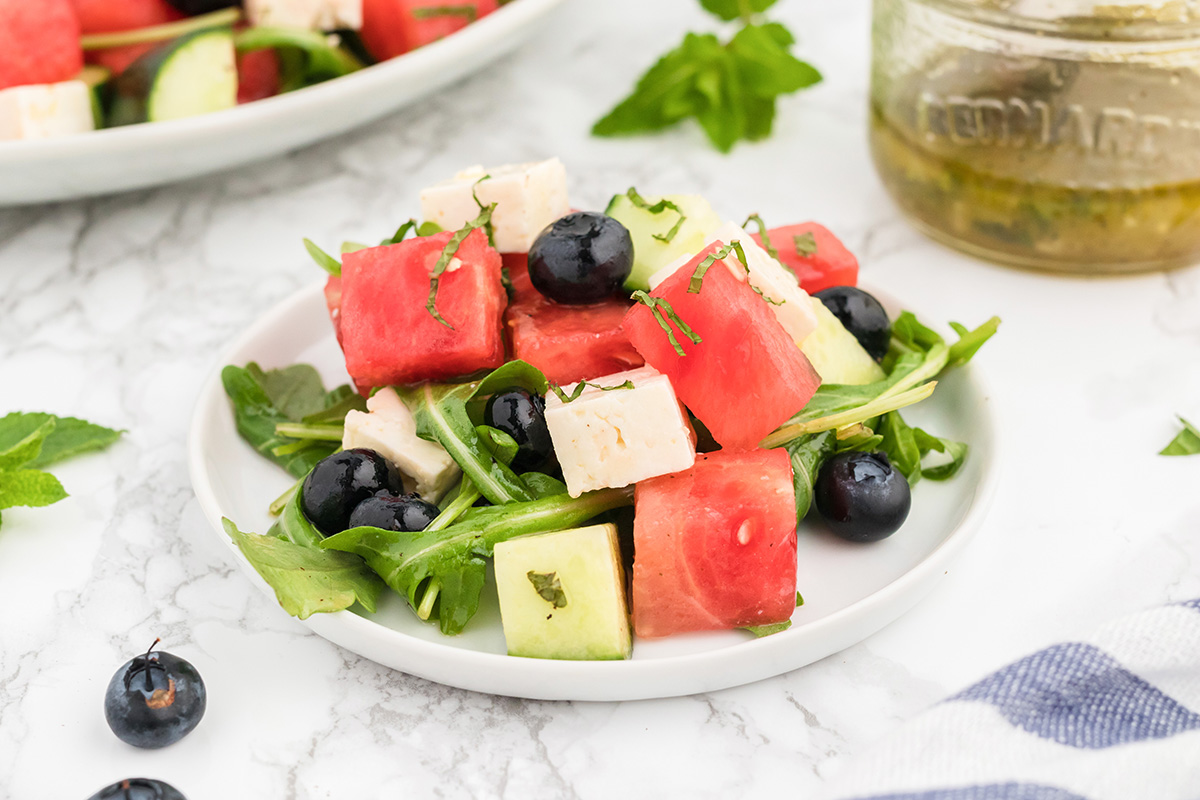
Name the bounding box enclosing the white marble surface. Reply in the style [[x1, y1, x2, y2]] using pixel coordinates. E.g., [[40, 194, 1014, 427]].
[[1, 0, 1199, 797]]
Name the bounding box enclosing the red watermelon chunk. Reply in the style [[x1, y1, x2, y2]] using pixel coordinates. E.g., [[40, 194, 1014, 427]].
[[0, 0, 83, 91], [73, 0, 183, 33], [237, 48, 281, 104], [632, 448, 797, 638], [340, 228, 506, 388], [505, 255, 643, 385], [323, 274, 343, 345], [362, 0, 498, 60], [753, 222, 859, 295], [622, 243, 821, 450]]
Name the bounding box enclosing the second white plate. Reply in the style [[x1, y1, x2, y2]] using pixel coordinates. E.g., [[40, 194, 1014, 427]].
[[188, 280, 999, 701]]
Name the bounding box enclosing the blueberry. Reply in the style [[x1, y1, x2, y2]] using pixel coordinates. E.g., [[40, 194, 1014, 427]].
[[104, 640, 206, 750], [301, 449, 403, 535], [528, 212, 633, 304], [87, 778, 187, 800], [484, 388, 554, 472], [348, 493, 440, 532], [165, 0, 239, 14], [813, 286, 891, 361], [814, 451, 911, 542]]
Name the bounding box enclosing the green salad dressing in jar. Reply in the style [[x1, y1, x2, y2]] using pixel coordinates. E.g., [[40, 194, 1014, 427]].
[[871, 0, 1200, 273]]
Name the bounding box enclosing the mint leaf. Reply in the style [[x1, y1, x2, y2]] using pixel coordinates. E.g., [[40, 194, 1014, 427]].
[[28, 416, 122, 469], [0, 469, 68, 510], [1161, 417, 1200, 457], [224, 518, 383, 619], [728, 24, 822, 98], [593, 33, 720, 137], [0, 415, 56, 469], [700, 0, 778, 21], [527, 571, 568, 608]]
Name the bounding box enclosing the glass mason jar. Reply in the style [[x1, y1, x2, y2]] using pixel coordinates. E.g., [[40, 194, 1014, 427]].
[[870, 0, 1200, 273]]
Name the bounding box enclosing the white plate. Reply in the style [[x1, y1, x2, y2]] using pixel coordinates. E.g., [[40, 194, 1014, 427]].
[[0, 0, 565, 206], [188, 281, 1000, 701]]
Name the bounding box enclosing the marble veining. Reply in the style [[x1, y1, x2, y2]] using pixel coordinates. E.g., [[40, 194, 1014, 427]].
[[1, 0, 1199, 797]]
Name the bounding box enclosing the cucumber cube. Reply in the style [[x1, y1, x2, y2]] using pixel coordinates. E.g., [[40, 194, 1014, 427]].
[[800, 297, 886, 385], [494, 524, 632, 661], [605, 192, 722, 291]]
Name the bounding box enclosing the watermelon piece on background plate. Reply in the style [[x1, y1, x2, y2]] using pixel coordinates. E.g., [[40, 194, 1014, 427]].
[[361, 0, 499, 60], [87, 43, 157, 76], [237, 48, 281, 104], [0, 0, 83, 91], [339, 228, 506, 389], [752, 222, 859, 295], [73, 0, 184, 33], [622, 243, 821, 450], [632, 448, 798, 638], [504, 255, 643, 386]]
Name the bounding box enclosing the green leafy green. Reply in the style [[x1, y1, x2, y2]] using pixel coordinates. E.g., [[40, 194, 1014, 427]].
[[689, 241, 748, 294], [320, 487, 633, 634], [224, 519, 382, 619], [743, 213, 778, 259], [222, 363, 364, 478], [268, 487, 324, 548], [1161, 416, 1200, 457], [303, 238, 342, 277], [794, 231, 817, 257], [786, 430, 835, 520], [745, 620, 791, 637], [0, 412, 122, 528], [593, 9, 821, 153], [548, 380, 635, 404], [878, 411, 921, 483], [913, 429, 969, 480], [235, 27, 362, 93]]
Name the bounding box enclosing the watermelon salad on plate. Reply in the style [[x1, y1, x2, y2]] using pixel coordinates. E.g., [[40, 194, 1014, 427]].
[[216, 158, 1002, 662], [0, 0, 506, 140]]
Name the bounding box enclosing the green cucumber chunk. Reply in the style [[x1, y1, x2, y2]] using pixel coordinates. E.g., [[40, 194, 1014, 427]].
[[605, 192, 723, 291], [109, 28, 237, 126]]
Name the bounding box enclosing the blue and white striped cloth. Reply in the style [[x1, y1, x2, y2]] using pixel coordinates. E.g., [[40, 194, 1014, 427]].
[[824, 600, 1200, 800]]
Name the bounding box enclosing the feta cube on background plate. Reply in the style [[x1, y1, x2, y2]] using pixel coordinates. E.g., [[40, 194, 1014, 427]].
[[0, 81, 94, 142], [648, 221, 819, 347], [420, 158, 570, 253], [244, 0, 363, 31], [341, 387, 459, 501], [544, 366, 695, 498]]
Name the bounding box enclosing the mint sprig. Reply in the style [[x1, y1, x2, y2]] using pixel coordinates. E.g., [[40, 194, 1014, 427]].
[[0, 412, 122, 529], [593, 2, 821, 152], [1161, 416, 1200, 456]]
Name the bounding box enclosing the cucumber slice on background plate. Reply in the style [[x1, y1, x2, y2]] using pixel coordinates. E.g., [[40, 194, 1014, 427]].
[[78, 65, 112, 129], [109, 28, 237, 126]]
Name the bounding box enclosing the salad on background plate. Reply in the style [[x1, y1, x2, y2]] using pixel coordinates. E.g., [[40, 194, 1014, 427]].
[[194, 158, 1000, 695]]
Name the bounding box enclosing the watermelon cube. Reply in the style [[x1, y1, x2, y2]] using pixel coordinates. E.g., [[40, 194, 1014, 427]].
[[753, 222, 859, 295], [632, 448, 797, 638], [0, 0, 82, 91], [363, 0, 499, 61], [505, 256, 644, 386], [73, 0, 183, 34], [622, 243, 821, 450], [339, 228, 506, 388]]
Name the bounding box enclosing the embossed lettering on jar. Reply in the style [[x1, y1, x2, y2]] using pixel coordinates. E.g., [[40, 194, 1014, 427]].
[[870, 0, 1200, 273]]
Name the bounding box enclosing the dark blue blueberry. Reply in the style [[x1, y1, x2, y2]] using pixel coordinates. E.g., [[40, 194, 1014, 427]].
[[813, 286, 891, 361], [484, 388, 553, 472], [528, 212, 633, 304], [348, 493, 440, 532], [814, 451, 911, 542], [104, 641, 206, 749], [87, 778, 187, 800], [301, 448, 403, 536]]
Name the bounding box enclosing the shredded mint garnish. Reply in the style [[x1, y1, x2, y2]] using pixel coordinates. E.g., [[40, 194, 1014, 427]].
[[527, 571, 568, 608], [794, 231, 818, 257], [427, 204, 496, 329], [688, 241, 748, 294], [632, 291, 701, 357], [743, 214, 778, 260], [471, 175, 496, 247], [412, 4, 478, 19], [548, 380, 635, 403], [626, 188, 687, 244]]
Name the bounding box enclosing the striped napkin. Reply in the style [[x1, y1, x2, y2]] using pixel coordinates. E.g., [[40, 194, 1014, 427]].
[[823, 600, 1200, 800]]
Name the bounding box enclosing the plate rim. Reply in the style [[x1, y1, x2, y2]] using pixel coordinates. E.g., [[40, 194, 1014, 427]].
[[187, 279, 1002, 701]]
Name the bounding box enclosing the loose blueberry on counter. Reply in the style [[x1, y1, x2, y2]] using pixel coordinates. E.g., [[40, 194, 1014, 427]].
[[103, 640, 206, 750], [301, 448, 404, 535], [348, 493, 440, 532], [87, 778, 187, 800], [484, 388, 554, 472], [528, 212, 634, 304], [814, 451, 911, 542], [813, 286, 891, 361]]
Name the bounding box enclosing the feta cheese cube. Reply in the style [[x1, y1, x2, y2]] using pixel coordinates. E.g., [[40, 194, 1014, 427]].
[[648, 222, 819, 346], [341, 387, 460, 501], [545, 366, 696, 498], [0, 81, 94, 142], [420, 158, 570, 253], [244, 0, 362, 31]]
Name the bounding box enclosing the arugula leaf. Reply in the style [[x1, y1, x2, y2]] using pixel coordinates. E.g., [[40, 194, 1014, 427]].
[[268, 486, 324, 548], [700, 0, 778, 21], [593, 13, 820, 152], [1161, 416, 1200, 457], [786, 431, 835, 520], [463, 359, 549, 424], [320, 487, 632, 634], [0, 469, 68, 510], [304, 238, 342, 277], [224, 519, 383, 619], [235, 27, 362, 92], [222, 363, 360, 478], [913, 428, 969, 480], [745, 620, 791, 637], [522, 472, 569, 499], [878, 411, 921, 484]]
